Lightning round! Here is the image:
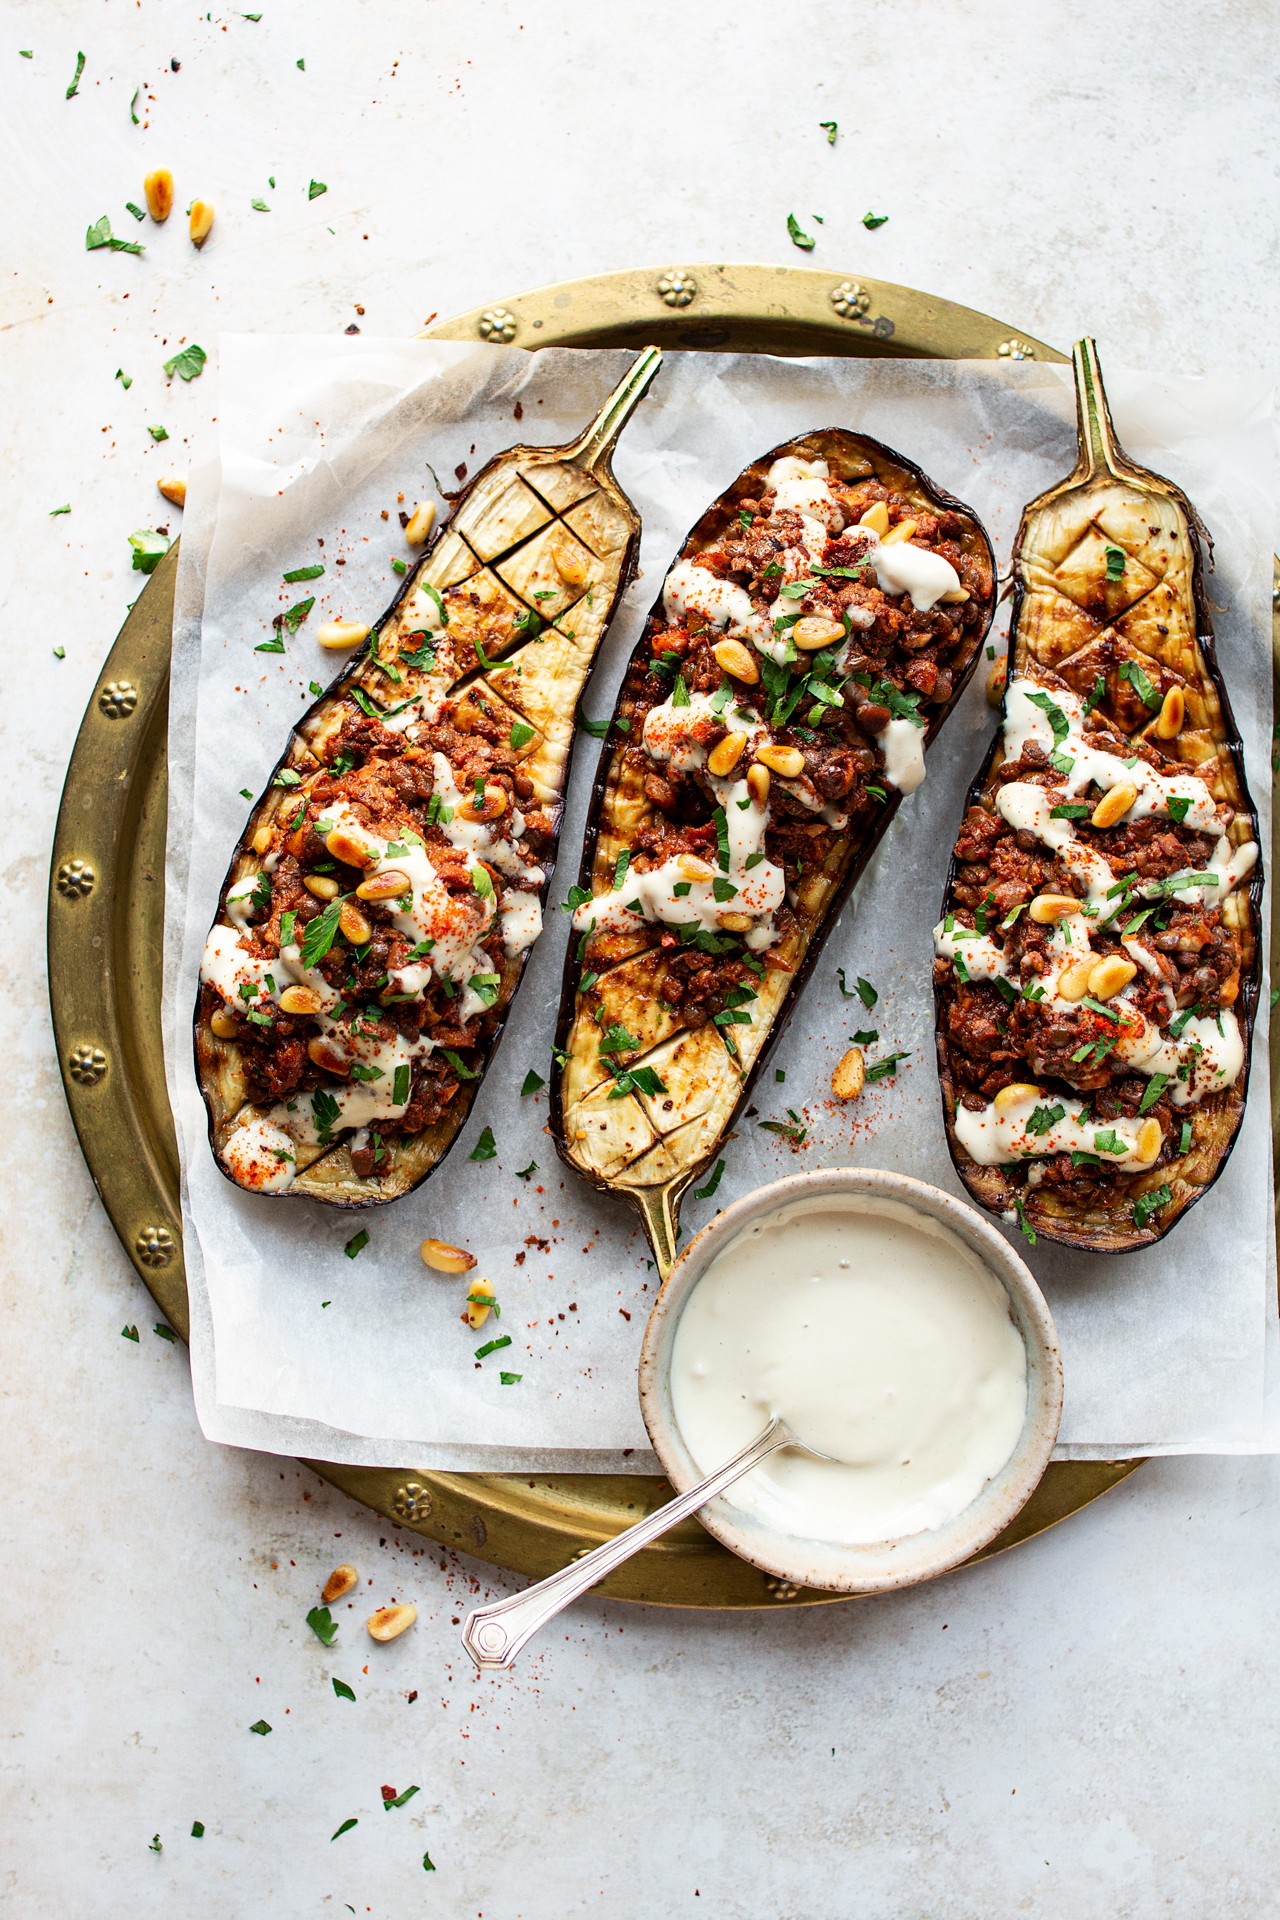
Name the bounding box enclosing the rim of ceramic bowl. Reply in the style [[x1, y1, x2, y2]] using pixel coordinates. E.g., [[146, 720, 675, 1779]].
[[637, 1167, 1064, 1595]]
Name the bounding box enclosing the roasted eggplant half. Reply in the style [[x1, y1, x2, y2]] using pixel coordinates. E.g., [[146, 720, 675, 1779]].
[[550, 428, 996, 1273], [196, 347, 662, 1205], [933, 338, 1262, 1252]]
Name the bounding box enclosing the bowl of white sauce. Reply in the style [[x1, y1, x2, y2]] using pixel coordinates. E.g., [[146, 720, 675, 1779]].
[[638, 1168, 1062, 1593]]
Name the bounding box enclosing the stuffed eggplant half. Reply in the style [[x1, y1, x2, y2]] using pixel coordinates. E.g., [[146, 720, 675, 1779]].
[[552, 428, 996, 1272], [196, 348, 661, 1206], [933, 339, 1262, 1252]]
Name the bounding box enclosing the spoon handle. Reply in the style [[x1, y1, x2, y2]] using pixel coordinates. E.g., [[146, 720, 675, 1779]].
[[461, 1418, 791, 1670]]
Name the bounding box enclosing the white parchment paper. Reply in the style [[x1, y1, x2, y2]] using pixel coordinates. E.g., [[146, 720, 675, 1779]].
[[164, 340, 1276, 1469]]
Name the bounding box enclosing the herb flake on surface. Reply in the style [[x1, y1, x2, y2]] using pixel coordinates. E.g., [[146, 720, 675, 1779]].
[[306, 1605, 339, 1645], [786, 212, 816, 250], [163, 343, 207, 382], [470, 1126, 497, 1162], [332, 1679, 355, 1700]]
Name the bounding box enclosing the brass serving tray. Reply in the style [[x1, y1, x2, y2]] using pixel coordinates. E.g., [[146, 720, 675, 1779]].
[[56, 262, 1270, 1609]]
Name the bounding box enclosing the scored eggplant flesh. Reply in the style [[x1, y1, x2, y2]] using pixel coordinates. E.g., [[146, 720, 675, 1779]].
[[196, 347, 662, 1206], [551, 428, 996, 1274], [933, 338, 1262, 1252]]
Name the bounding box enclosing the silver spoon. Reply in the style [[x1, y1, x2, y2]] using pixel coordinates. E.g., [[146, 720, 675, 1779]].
[[460, 1415, 834, 1670]]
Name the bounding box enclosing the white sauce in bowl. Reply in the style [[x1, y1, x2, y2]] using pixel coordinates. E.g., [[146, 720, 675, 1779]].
[[669, 1197, 1028, 1545]]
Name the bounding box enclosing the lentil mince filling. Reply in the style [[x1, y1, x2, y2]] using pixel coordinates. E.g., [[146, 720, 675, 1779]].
[[199, 695, 550, 1186], [933, 674, 1258, 1216], [570, 451, 994, 1031]]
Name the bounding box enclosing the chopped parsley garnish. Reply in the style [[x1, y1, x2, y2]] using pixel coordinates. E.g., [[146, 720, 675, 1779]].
[[713, 806, 731, 872], [1168, 1004, 1201, 1038], [163, 343, 207, 382], [500, 1371, 523, 1385], [1104, 544, 1127, 581], [608, 1064, 668, 1100], [1080, 996, 1122, 1023], [1093, 1129, 1127, 1156], [671, 673, 691, 707], [251, 197, 269, 211], [1166, 797, 1191, 825], [147, 423, 168, 441], [310, 1088, 341, 1145], [516, 1160, 537, 1179], [87, 214, 145, 254], [510, 720, 535, 751], [1022, 689, 1070, 747], [66, 47, 85, 95], [786, 212, 816, 250], [331, 1819, 358, 1842], [470, 1126, 497, 1161], [383, 1785, 421, 1809], [332, 1679, 355, 1702], [306, 1605, 339, 1645], [347, 1059, 383, 1084], [672, 880, 691, 897], [1014, 1198, 1036, 1245], [472, 868, 494, 901], [280, 595, 315, 633], [50, 502, 71, 514], [283, 562, 325, 583], [1118, 658, 1161, 708], [475, 1334, 512, 1359], [819, 119, 838, 143], [1083, 673, 1107, 715], [614, 849, 631, 891], [191, 1822, 205, 1837], [712, 877, 738, 902], [1026, 1103, 1065, 1136], [521, 1068, 545, 1096], [577, 707, 611, 738], [862, 209, 888, 228], [255, 631, 286, 655], [1139, 1074, 1170, 1113], [1158, 872, 1212, 895], [1050, 803, 1090, 820], [308, 179, 327, 199], [249, 1720, 271, 1736], [693, 1158, 726, 1200], [129, 528, 170, 573], [441, 1050, 479, 1079], [512, 606, 542, 639], [121, 1324, 139, 1342], [301, 899, 343, 967], [1132, 1184, 1172, 1229], [865, 1050, 911, 1082], [1179, 1121, 1192, 1154], [309, 680, 323, 697], [468, 971, 501, 1006], [343, 1230, 369, 1259], [759, 1116, 807, 1144]]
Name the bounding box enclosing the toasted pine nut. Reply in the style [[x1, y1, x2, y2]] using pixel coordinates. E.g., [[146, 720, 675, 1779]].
[[316, 621, 371, 650], [421, 1237, 477, 1273], [279, 985, 323, 1016], [1090, 782, 1138, 830], [210, 1007, 240, 1040], [304, 874, 340, 900], [157, 474, 187, 507], [251, 825, 272, 855], [457, 785, 507, 824], [356, 868, 412, 901], [792, 614, 846, 651], [308, 1035, 350, 1074], [677, 854, 715, 881], [339, 901, 372, 945], [549, 534, 590, 588], [708, 732, 747, 777], [831, 1046, 865, 1100], [367, 1604, 417, 1643], [880, 517, 918, 547], [1029, 893, 1080, 924], [322, 1564, 358, 1604], [717, 912, 754, 932], [712, 638, 759, 683], [747, 763, 771, 805], [144, 168, 173, 222], [465, 1277, 496, 1330], [1087, 955, 1137, 1001], [1155, 686, 1185, 739], [757, 743, 805, 779], [1134, 1118, 1163, 1164], [994, 1081, 1041, 1111], [858, 502, 890, 536], [939, 586, 971, 603], [1056, 957, 1096, 1001], [985, 657, 1008, 707], [326, 828, 377, 868], [404, 501, 436, 546], [188, 198, 214, 247]]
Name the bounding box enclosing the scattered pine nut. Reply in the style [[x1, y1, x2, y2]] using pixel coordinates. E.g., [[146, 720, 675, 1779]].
[[421, 1238, 476, 1273], [322, 1564, 358, 1604], [367, 1604, 417, 1642]]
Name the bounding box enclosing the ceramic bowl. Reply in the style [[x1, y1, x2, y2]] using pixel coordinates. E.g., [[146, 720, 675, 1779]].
[[637, 1166, 1063, 1595]]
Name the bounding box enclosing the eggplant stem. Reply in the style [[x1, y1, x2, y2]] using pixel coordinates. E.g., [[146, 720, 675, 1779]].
[[561, 345, 663, 477], [1071, 336, 1127, 484], [629, 1177, 691, 1282]]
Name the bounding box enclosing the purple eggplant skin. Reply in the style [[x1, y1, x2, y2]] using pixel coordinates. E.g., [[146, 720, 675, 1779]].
[[549, 427, 997, 1218]]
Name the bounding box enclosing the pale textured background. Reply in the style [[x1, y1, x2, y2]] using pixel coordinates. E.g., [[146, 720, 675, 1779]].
[[3, 2, 1279, 1914]]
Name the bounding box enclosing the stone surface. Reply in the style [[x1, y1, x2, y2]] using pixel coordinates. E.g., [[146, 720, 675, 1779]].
[[2, 3, 1278, 1914]]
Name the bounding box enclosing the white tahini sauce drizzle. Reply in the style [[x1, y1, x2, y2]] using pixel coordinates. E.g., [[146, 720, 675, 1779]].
[[933, 674, 1256, 1161], [670, 1196, 1028, 1546]]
